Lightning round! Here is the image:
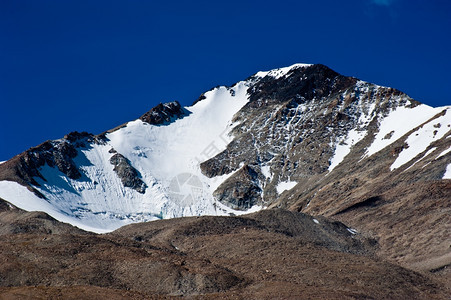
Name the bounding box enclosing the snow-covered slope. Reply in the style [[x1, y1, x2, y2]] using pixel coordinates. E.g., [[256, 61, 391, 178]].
[[0, 80, 261, 232]]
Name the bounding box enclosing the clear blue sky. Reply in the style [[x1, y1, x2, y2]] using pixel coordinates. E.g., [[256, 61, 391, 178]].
[[1, 0, 450, 161]]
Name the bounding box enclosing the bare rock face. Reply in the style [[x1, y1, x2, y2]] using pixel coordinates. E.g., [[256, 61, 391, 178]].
[[29, 140, 80, 179], [5, 139, 81, 187], [246, 64, 357, 106], [109, 152, 147, 193], [0, 131, 106, 195], [213, 165, 262, 210], [201, 64, 416, 210], [0, 131, 112, 200], [139, 100, 186, 125]]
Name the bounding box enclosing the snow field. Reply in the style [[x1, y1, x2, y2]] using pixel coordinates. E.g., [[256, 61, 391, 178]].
[[390, 108, 451, 170], [0, 82, 252, 232]]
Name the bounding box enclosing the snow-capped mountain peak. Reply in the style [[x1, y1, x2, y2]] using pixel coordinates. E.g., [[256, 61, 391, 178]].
[[0, 63, 450, 233]]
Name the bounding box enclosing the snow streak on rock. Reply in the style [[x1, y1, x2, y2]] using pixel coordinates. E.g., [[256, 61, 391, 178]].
[[390, 108, 451, 170], [443, 164, 451, 179], [276, 180, 298, 194]]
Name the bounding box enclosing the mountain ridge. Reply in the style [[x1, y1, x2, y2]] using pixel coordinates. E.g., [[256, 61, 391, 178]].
[[0, 62, 450, 296], [0, 63, 449, 231]]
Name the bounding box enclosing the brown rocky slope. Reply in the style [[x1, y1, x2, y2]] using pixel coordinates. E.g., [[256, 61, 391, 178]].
[[0, 197, 448, 299]]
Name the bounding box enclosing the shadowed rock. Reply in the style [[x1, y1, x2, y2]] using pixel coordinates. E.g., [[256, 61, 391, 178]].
[[109, 153, 147, 193], [139, 101, 186, 125]]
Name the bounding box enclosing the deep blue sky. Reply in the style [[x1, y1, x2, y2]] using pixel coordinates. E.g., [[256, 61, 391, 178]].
[[1, 0, 450, 161]]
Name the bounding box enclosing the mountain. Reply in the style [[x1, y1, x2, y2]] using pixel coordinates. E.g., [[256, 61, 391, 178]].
[[0, 63, 450, 284]]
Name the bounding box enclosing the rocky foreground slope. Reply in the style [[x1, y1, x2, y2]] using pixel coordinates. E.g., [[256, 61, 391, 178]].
[[0, 197, 448, 299]]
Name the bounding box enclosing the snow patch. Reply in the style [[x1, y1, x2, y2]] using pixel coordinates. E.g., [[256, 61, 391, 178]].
[[0, 181, 112, 233], [261, 165, 272, 180], [391, 108, 451, 170], [276, 180, 297, 194], [347, 228, 358, 234], [422, 147, 438, 159], [255, 63, 313, 79], [436, 146, 451, 160], [443, 164, 451, 179], [403, 147, 437, 172], [366, 105, 446, 157], [329, 128, 367, 172]]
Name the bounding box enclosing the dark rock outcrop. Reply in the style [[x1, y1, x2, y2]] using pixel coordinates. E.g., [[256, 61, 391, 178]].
[[213, 165, 262, 210], [247, 64, 357, 107], [109, 153, 147, 193], [0, 131, 105, 193], [139, 101, 186, 125], [14, 140, 81, 184]]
